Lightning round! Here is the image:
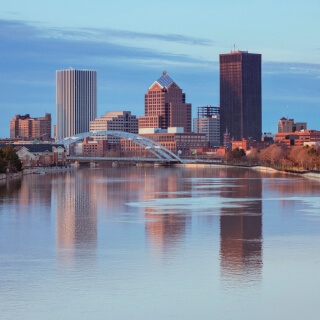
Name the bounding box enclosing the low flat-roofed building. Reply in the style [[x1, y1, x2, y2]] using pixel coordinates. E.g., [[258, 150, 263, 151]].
[[231, 137, 273, 151], [275, 130, 320, 147]]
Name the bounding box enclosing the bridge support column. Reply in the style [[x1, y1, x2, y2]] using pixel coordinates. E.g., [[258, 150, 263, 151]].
[[90, 161, 99, 168]]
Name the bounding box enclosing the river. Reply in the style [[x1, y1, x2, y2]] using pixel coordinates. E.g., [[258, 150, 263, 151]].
[[1, 165, 320, 319]]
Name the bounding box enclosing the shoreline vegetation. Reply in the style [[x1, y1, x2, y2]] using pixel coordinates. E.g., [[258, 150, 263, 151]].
[[1, 162, 319, 182], [1, 144, 320, 181]]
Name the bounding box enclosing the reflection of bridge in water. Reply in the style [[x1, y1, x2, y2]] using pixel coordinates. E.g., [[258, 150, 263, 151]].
[[54, 131, 184, 164]]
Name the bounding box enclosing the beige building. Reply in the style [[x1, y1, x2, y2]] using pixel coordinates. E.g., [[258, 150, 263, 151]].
[[278, 117, 307, 133], [89, 111, 138, 143], [10, 113, 51, 140]]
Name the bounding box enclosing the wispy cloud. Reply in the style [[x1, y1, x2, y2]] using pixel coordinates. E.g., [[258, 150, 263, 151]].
[[3, 19, 319, 76], [263, 61, 320, 77], [45, 26, 215, 46], [0, 19, 216, 70], [0, 18, 319, 138]]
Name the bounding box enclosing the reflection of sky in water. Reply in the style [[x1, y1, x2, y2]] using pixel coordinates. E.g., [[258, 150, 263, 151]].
[[127, 197, 261, 215], [128, 190, 320, 218], [1, 168, 320, 319]]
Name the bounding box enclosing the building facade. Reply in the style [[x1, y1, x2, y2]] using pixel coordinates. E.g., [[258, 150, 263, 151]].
[[120, 132, 207, 157], [275, 130, 320, 147], [220, 51, 261, 143], [139, 71, 192, 133], [10, 113, 51, 140], [278, 117, 307, 133], [11, 144, 67, 167], [82, 137, 120, 157], [56, 69, 97, 140], [89, 111, 138, 143], [193, 105, 220, 147]]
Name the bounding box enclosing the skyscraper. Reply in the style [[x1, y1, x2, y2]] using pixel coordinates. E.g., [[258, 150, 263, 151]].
[[219, 51, 261, 143], [56, 69, 97, 140], [139, 71, 192, 133]]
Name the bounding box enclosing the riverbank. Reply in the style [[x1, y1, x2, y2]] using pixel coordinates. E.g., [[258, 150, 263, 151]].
[[0, 172, 22, 181], [0, 166, 75, 180], [178, 162, 320, 181]]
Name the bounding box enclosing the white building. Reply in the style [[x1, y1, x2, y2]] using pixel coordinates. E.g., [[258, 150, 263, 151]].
[[56, 69, 97, 140], [90, 111, 138, 143]]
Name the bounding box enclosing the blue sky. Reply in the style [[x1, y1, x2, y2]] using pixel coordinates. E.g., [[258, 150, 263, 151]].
[[1, 1, 320, 138]]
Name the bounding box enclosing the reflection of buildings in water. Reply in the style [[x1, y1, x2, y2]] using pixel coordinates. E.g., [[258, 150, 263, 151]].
[[145, 210, 188, 255], [266, 177, 320, 211], [93, 167, 147, 213], [54, 170, 97, 267], [220, 172, 262, 283], [0, 179, 22, 202], [143, 169, 190, 255], [18, 174, 51, 207]]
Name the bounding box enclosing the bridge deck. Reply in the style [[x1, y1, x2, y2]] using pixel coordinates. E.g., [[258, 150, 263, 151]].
[[67, 156, 180, 163]]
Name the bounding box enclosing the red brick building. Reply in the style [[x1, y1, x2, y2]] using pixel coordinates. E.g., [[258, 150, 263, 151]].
[[275, 130, 320, 147], [120, 132, 207, 157], [10, 113, 52, 140], [139, 71, 192, 133], [82, 137, 120, 157], [9, 144, 67, 167]]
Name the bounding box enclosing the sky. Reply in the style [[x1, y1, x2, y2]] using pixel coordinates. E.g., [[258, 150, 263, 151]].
[[0, 0, 319, 138]]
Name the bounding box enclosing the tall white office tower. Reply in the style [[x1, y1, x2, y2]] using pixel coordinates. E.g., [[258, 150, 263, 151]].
[[56, 69, 97, 140]]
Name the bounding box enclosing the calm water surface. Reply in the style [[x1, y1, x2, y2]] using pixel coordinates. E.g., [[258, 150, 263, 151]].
[[1, 166, 320, 320]]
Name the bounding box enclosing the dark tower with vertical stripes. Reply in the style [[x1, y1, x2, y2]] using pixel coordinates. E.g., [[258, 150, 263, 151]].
[[219, 51, 261, 143]]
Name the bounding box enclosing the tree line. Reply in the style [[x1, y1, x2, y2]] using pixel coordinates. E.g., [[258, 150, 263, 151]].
[[0, 146, 22, 174], [227, 144, 320, 171]]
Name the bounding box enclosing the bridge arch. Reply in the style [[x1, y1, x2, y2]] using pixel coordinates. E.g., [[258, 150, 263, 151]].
[[54, 131, 184, 163]]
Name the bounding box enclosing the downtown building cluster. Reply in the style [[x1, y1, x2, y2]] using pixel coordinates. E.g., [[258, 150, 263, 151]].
[[6, 50, 318, 160], [51, 51, 263, 157]]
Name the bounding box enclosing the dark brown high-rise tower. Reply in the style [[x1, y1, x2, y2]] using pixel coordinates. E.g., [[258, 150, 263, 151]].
[[219, 51, 261, 143]]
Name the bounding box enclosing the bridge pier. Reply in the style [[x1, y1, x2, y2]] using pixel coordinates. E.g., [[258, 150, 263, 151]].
[[90, 161, 99, 168]]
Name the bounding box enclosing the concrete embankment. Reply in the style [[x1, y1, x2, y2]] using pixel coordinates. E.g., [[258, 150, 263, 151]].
[[0, 172, 23, 180], [253, 166, 320, 181], [300, 172, 320, 181], [177, 162, 320, 181], [0, 167, 75, 180]]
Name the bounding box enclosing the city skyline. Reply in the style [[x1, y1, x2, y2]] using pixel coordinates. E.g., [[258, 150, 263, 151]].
[[0, 1, 319, 138]]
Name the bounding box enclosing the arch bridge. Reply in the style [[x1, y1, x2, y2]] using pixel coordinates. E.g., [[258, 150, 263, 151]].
[[54, 131, 184, 163]]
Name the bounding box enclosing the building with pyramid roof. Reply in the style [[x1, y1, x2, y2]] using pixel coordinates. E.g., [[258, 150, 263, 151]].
[[138, 71, 192, 133]]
